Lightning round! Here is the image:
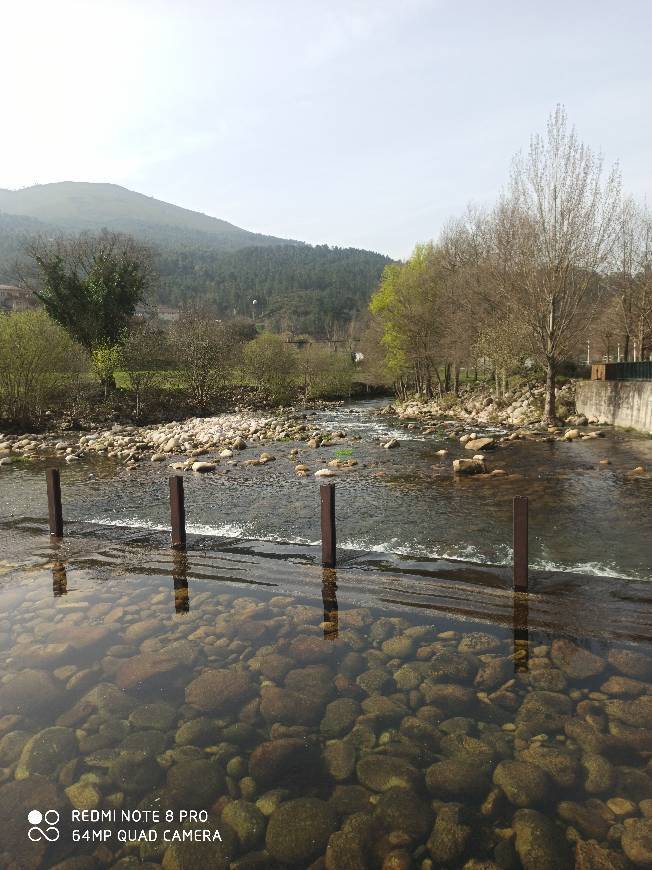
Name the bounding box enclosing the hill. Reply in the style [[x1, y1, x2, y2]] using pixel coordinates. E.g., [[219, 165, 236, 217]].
[[0, 182, 292, 250], [0, 182, 392, 332]]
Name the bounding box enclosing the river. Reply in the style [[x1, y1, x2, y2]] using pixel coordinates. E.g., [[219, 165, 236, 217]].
[[1, 397, 651, 579]]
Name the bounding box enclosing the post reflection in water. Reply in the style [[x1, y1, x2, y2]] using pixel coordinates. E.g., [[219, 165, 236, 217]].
[[321, 568, 339, 640], [512, 591, 529, 673], [52, 560, 68, 597], [172, 550, 190, 614]]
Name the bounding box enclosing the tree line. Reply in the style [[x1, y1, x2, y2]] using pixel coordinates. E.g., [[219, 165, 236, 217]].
[[368, 106, 651, 422], [0, 233, 358, 428]]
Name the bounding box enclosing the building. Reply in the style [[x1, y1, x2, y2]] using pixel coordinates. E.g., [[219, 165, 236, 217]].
[[0, 285, 40, 312]]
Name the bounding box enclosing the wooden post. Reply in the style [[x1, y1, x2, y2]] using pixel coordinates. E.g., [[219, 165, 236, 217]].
[[46, 467, 63, 538], [169, 475, 186, 550], [513, 495, 528, 592], [320, 483, 336, 568]]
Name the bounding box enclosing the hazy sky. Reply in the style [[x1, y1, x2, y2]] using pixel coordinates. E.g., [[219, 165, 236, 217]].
[[2, 0, 650, 257]]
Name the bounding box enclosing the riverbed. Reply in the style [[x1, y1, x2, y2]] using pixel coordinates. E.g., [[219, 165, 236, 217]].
[[2, 401, 652, 867]]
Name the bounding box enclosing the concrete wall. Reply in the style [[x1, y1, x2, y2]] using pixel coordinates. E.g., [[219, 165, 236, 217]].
[[576, 380, 652, 434]]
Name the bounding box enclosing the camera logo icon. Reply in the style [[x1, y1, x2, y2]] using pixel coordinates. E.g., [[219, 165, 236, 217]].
[[27, 810, 60, 842]]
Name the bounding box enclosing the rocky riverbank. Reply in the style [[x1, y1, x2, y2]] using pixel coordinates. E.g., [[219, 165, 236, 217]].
[[390, 380, 580, 428], [0, 411, 356, 475]]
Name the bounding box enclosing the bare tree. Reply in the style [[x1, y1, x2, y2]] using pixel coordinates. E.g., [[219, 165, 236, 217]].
[[613, 199, 652, 361], [490, 106, 621, 422]]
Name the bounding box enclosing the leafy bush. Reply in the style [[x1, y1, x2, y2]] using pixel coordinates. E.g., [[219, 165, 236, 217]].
[[0, 310, 87, 426], [243, 334, 298, 403], [300, 346, 355, 399]]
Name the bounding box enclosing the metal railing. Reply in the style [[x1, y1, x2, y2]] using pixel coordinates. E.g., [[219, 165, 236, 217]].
[[591, 361, 652, 381]]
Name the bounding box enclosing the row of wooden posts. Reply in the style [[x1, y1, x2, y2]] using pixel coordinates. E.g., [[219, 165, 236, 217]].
[[45, 468, 530, 593]]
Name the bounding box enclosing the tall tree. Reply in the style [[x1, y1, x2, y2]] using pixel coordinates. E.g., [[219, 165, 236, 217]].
[[491, 106, 621, 422], [26, 231, 151, 351], [613, 199, 652, 361]]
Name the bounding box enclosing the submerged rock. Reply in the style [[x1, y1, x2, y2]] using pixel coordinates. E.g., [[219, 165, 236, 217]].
[[493, 760, 550, 807], [513, 808, 572, 870], [248, 737, 322, 789], [185, 669, 256, 714], [427, 803, 471, 865], [374, 787, 433, 842], [0, 669, 61, 715], [266, 797, 336, 865], [356, 755, 421, 792], [550, 638, 606, 679], [426, 759, 489, 800], [16, 726, 77, 780]]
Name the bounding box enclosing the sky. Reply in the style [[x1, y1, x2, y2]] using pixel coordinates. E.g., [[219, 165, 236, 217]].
[[1, 0, 651, 258]]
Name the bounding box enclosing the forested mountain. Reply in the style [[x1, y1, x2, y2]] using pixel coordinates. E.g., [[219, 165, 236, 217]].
[[0, 183, 391, 332], [156, 244, 392, 332]]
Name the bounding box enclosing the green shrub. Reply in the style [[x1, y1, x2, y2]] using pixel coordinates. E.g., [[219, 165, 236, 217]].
[[0, 310, 87, 426], [243, 334, 298, 403]]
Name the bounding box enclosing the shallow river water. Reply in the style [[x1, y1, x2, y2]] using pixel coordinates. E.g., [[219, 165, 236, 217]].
[[2, 529, 652, 868], [1, 399, 651, 579], [1, 401, 652, 868]]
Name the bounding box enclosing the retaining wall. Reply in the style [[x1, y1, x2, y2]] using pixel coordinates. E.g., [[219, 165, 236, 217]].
[[576, 380, 652, 434]]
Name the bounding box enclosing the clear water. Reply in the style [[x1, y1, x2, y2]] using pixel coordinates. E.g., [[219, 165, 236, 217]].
[[1, 530, 652, 868]]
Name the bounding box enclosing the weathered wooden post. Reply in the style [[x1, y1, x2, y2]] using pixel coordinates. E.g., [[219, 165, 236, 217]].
[[46, 467, 64, 538], [513, 495, 528, 592], [320, 483, 336, 568], [169, 475, 186, 550]]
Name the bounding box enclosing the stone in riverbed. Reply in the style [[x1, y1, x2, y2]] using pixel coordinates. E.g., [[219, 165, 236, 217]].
[[0, 668, 60, 715], [513, 809, 572, 869], [65, 780, 103, 811], [605, 697, 652, 729], [356, 754, 421, 792], [16, 726, 77, 780], [465, 437, 495, 451], [425, 759, 489, 800], [166, 758, 225, 808], [248, 737, 322, 789], [574, 840, 626, 870], [130, 702, 177, 731], [162, 819, 238, 870], [519, 745, 579, 789], [550, 638, 605, 679], [0, 729, 31, 765], [323, 740, 356, 781], [374, 787, 433, 842], [175, 717, 220, 747], [115, 641, 196, 690], [492, 760, 550, 807], [191, 461, 216, 473], [427, 803, 471, 865], [221, 800, 266, 851], [622, 817, 652, 866], [453, 458, 486, 474], [320, 697, 361, 737], [185, 668, 255, 714], [608, 648, 652, 681], [260, 685, 324, 725], [515, 691, 572, 737], [581, 752, 616, 794], [266, 798, 337, 865], [0, 775, 67, 870], [109, 751, 164, 794], [430, 651, 479, 682], [557, 800, 609, 840]]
